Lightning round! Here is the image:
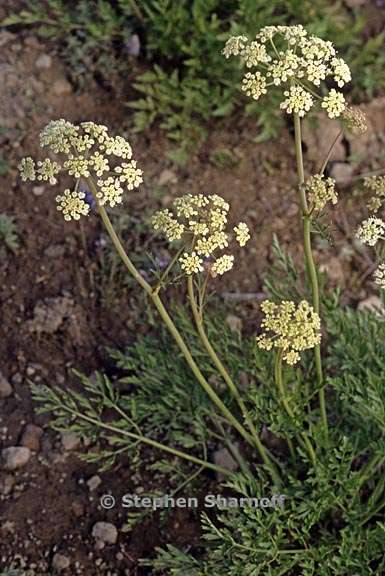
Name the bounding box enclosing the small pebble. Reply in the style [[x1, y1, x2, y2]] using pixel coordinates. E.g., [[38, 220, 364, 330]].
[[2, 447, 31, 470]]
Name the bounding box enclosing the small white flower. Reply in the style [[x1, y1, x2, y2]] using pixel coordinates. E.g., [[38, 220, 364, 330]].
[[179, 252, 204, 275], [211, 254, 234, 276], [321, 89, 346, 119], [222, 35, 248, 58], [374, 263, 385, 289], [356, 217, 385, 246], [330, 57, 351, 87], [56, 189, 89, 221], [280, 86, 314, 117], [234, 222, 250, 246], [241, 72, 267, 100], [18, 157, 36, 181]]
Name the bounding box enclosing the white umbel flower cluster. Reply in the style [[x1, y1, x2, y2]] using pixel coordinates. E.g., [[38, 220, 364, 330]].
[[280, 86, 313, 117], [374, 263, 385, 289], [305, 174, 338, 212], [356, 217, 385, 247], [152, 194, 251, 276], [256, 300, 321, 365], [223, 25, 350, 119], [18, 120, 143, 220]]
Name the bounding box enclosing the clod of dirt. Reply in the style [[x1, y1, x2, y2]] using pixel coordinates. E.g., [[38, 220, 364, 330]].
[[0, 371, 13, 398], [1, 446, 31, 470], [92, 521, 118, 546], [26, 296, 75, 335], [20, 424, 44, 452], [52, 552, 71, 572], [213, 445, 239, 480], [61, 431, 81, 451]]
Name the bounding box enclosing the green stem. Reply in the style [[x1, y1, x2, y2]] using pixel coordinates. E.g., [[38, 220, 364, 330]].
[[274, 351, 316, 465], [88, 179, 254, 449], [293, 113, 329, 443], [187, 276, 281, 486], [61, 404, 230, 476]]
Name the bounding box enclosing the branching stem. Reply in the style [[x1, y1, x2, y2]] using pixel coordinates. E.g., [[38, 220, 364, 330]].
[[87, 178, 256, 450], [187, 276, 281, 486]]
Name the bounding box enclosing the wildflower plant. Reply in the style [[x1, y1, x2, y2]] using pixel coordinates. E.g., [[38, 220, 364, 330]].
[[18, 24, 385, 576]]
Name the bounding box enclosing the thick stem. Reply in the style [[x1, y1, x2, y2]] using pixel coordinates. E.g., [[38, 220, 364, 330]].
[[274, 351, 316, 465], [293, 113, 329, 442], [88, 181, 255, 448], [187, 276, 281, 486]]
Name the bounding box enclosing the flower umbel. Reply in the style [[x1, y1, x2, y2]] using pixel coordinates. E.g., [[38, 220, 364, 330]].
[[365, 176, 385, 213], [305, 174, 337, 212], [18, 120, 143, 218], [374, 263, 385, 289], [56, 189, 90, 221], [356, 217, 385, 247], [152, 194, 250, 276], [223, 25, 349, 118], [256, 300, 321, 365]]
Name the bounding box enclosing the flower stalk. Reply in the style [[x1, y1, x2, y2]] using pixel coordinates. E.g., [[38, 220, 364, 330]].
[[89, 179, 261, 455], [274, 350, 316, 464], [293, 112, 329, 442], [187, 276, 281, 485]]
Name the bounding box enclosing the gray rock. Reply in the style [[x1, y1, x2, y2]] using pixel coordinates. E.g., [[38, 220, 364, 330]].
[[329, 162, 354, 186], [61, 431, 81, 451], [92, 521, 118, 545], [213, 446, 239, 480], [35, 54, 52, 69], [87, 475, 102, 492], [0, 474, 15, 496], [32, 185, 45, 196], [2, 446, 31, 470], [52, 553, 70, 571], [225, 314, 243, 334], [52, 78, 72, 96], [0, 371, 12, 398], [20, 424, 43, 452]]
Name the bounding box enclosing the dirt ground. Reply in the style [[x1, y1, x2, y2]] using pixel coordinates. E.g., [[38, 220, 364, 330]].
[[0, 12, 384, 576]]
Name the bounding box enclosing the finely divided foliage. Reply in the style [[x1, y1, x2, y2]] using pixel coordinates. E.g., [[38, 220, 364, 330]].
[[18, 23, 385, 576]]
